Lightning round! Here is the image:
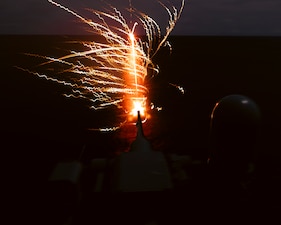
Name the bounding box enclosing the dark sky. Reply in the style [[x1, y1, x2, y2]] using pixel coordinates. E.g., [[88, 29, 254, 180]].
[[1, 0, 281, 36]]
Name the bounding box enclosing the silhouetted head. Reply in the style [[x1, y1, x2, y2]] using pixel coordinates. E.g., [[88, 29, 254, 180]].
[[208, 95, 261, 177]]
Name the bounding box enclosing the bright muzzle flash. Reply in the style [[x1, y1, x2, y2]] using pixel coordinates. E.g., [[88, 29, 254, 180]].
[[18, 0, 185, 131]]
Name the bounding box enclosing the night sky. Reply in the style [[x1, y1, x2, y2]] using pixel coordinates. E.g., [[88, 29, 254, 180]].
[[1, 0, 281, 36]]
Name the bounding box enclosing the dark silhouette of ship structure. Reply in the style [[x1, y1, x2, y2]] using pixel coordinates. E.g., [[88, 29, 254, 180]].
[[111, 111, 173, 192], [48, 111, 173, 193], [46, 95, 280, 225]]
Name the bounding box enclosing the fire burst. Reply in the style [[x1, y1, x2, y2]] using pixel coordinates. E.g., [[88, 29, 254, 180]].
[[19, 0, 185, 130]]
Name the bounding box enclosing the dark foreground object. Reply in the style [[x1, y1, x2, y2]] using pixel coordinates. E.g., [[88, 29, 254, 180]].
[[42, 104, 280, 225]]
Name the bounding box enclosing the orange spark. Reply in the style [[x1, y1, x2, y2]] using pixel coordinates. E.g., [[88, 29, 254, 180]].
[[125, 22, 148, 120], [20, 0, 185, 131], [128, 97, 147, 121]]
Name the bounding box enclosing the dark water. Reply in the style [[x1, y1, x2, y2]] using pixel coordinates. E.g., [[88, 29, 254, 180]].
[[1, 35, 281, 189]]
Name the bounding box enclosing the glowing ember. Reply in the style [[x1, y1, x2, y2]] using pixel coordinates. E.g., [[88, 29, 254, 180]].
[[18, 0, 185, 131]]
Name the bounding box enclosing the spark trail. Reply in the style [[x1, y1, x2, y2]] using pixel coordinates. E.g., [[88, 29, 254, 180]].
[[20, 0, 185, 130]]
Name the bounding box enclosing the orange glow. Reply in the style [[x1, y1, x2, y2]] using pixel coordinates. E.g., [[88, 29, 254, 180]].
[[21, 0, 185, 131], [125, 24, 148, 121], [129, 28, 138, 93], [131, 97, 146, 118]]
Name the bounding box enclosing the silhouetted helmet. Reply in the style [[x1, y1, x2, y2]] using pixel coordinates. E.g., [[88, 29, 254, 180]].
[[208, 95, 261, 177]]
